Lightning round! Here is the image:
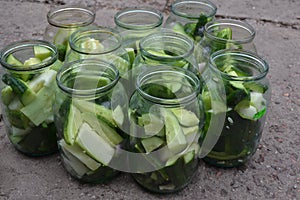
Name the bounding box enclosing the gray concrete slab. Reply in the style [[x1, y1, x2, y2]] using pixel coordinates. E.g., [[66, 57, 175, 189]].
[[0, 0, 299, 200]]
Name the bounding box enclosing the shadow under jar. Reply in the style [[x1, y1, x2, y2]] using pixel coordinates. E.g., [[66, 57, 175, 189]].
[[114, 7, 164, 51], [54, 59, 128, 183], [164, 0, 217, 42], [43, 5, 96, 62], [0, 40, 59, 156], [128, 66, 205, 193], [202, 49, 270, 168], [197, 19, 257, 71]]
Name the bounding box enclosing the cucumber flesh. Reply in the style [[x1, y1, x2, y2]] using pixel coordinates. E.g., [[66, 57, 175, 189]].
[[64, 104, 83, 145], [59, 139, 101, 171], [6, 54, 23, 66], [75, 123, 115, 165], [171, 108, 200, 127], [34, 46, 52, 60], [141, 136, 164, 153]]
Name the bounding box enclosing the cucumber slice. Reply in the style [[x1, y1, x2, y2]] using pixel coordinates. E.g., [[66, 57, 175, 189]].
[[64, 104, 83, 145], [24, 57, 42, 66], [141, 136, 164, 153], [82, 112, 123, 146], [171, 108, 200, 127], [139, 113, 164, 136], [244, 82, 268, 93], [1, 86, 14, 105], [75, 123, 115, 165], [34, 46, 52, 60], [125, 47, 135, 65], [182, 125, 200, 143], [59, 140, 101, 171], [112, 105, 124, 127], [73, 100, 117, 128], [28, 69, 57, 92], [6, 54, 23, 66], [80, 37, 104, 51], [161, 108, 187, 154]]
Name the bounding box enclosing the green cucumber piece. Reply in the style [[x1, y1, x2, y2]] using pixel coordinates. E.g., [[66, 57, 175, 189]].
[[24, 57, 42, 66], [244, 82, 268, 93], [171, 108, 200, 127], [64, 104, 83, 145], [112, 105, 124, 127], [139, 113, 164, 136], [2, 73, 36, 105], [28, 69, 57, 93], [7, 109, 30, 129], [1, 86, 14, 105], [73, 100, 117, 128], [82, 112, 123, 146], [34, 46, 52, 60], [161, 108, 187, 154], [6, 54, 23, 66], [59, 139, 101, 171], [141, 136, 164, 153], [75, 123, 115, 165]]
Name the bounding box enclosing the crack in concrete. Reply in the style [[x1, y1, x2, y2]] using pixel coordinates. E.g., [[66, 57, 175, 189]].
[[216, 14, 300, 30]]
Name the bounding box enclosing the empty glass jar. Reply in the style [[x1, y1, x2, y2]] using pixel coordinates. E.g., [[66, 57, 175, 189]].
[[165, 0, 217, 42], [43, 5, 96, 61], [0, 40, 59, 156], [128, 66, 205, 193], [54, 59, 127, 182], [202, 49, 270, 167]]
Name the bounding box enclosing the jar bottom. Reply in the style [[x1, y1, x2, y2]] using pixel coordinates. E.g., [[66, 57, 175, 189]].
[[202, 153, 252, 168], [131, 158, 199, 194]]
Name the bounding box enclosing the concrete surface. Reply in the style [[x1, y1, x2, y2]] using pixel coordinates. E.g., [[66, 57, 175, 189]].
[[0, 0, 299, 199]]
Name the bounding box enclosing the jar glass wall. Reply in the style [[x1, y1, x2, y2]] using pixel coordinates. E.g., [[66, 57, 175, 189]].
[[128, 66, 205, 193], [197, 19, 257, 69], [43, 5, 96, 62], [165, 0, 217, 42], [54, 59, 127, 183], [0, 40, 59, 156], [65, 26, 131, 78], [202, 49, 270, 167], [133, 30, 198, 77], [114, 7, 163, 50]]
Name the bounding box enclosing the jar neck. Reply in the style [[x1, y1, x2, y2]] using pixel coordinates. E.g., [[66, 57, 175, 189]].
[[114, 7, 163, 31], [47, 5, 95, 28], [139, 30, 194, 62], [171, 0, 217, 19], [56, 59, 120, 98], [209, 49, 269, 82], [204, 19, 256, 44], [69, 26, 122, 55], [136, 66, 200, 105], [0, 40, 57, 72]]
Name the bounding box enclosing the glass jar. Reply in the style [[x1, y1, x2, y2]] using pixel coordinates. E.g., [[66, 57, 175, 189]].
[[197, 19, 257, 70], [114, 7, 163, 51], [65, 26, 131, 78], [43, 5, 96, 62], [128, 65, 205, 193], [164, 0, 217, 42], [54, 59, 127, 183], [0, 40, 59, 156], [202, 49, 270, 167], [133, 30, 198, 77]]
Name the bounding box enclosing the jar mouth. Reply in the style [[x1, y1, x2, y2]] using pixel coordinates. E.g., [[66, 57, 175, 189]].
[[47, 5, 95, 28], [114, 7, 163, 30], [171, 0, 217, 19], [56, 59, 120, 97], [136, 65, 200, 105], [139, 30, 194, 61], [0, 40, 57, 72], [204, 19, 256, 44], [69, 26, 122, 55], [209, 49, 269, 82]]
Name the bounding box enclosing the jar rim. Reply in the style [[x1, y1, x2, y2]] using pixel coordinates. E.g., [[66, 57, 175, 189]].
[[204, 19, 256, 44], [0, 40, 57, 72], [209, 49, 269, 81], [136, 65, 201, 105], [171, 0, 217, 19], [114, 7, 164, 30], [69, 26, 122, 55], [47, 5, 95, 28], [56, 59, 120, 97], [139, 30, 194, 61]]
